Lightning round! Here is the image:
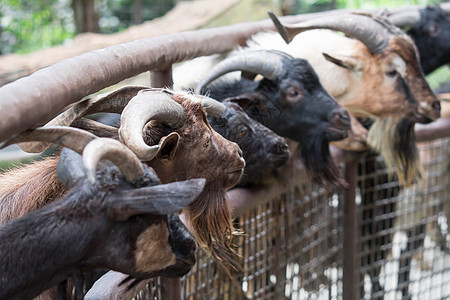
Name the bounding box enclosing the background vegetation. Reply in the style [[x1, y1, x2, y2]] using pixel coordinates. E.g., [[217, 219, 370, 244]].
[[0, 0, 446, 55]]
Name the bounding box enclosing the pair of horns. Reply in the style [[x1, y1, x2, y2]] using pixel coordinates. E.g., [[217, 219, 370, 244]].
[[195, 50, 292, 93], [19, 87, 227, 161], [0, 126, 144, 184], [268, 11, 407, 54]]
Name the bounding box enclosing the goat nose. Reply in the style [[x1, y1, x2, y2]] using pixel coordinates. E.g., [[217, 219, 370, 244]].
[[272, 140, 289, 155], [329, 107, 351, 128], [433, 100, 441, 115], [186, 238, 197, 255], [237, 146, 243, 157]]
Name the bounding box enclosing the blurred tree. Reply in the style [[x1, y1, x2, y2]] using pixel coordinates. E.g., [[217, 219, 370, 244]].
[[72, 0, 100, 33], [0, 0, 74, 54]]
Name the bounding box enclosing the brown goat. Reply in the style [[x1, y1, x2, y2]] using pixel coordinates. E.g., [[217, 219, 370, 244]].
[[250, 12, 441, 185], [0, 89, 245, 274]]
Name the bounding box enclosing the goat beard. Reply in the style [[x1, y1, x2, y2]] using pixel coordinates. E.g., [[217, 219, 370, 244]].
[[299, 136, 347, 189], [182, 183, 242, 274], [367, 117, 423, 186]]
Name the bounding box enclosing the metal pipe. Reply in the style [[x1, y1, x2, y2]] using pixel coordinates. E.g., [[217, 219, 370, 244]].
[[0, 3, 436, 142], [151, 66, 174, 89], [342, 156, 359, 300], [161, 278, 182, 300], [0, 20, 273, 142], [151, 65, 181, 300]]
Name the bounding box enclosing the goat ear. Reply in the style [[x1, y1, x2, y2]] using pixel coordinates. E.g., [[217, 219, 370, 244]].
[[105, 178, 206, 221], [157, 132, 180, 161], [223, 93, 261, 110], [322, 53, 361, 72], [57, 148, 86, 187]]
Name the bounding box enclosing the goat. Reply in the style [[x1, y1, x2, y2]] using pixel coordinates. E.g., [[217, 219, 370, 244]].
[[0, 88, 245, 272], [195, 50, 352, 188], [65, 86, 291, 187], [202, 98, 290, 186], [262, 12, 441, 185], [389, 5, 450, 74], [0, 127, 205, 300]]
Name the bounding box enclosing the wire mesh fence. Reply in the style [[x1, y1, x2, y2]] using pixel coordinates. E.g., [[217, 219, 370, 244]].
[[133, 136, 449, 300], [357, 137, 450, 300]]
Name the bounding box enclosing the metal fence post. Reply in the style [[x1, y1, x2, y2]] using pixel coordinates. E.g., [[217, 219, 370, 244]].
[[151, 66, 174, 89], [343, 155, 358, 300], [161, 277, 182, 300], [150, 65, 183, 300]]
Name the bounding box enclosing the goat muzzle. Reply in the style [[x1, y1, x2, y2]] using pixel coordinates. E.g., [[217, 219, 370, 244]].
[[326, 107, 351, 141]]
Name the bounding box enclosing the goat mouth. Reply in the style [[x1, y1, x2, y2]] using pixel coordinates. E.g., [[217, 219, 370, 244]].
[[413, 111, 435, 124], [229, 168, 244, 176], [267, 153, 290, 168], [326, 126, 349, 141], [176, 256, 196, 267], [234, 158, 246, 170]]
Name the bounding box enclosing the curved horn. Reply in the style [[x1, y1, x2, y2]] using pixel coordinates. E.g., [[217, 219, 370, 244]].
[[19, 86, 148, 153], [195, 50, 288, 94], [0, 126, 98, 154], [199, 96, 227, 118], [268, 11, 404, 54], [119, 89, 186, 161], [82, 138, 145, 184], [388, 11, 421, 28]]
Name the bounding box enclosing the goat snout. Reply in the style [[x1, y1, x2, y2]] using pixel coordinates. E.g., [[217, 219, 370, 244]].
[[432, 100, 441, 117], [237, 146, 243, 158], [268, 139, 290, 168], [325, 107, 351, 141], [328, 107, 351, 129]]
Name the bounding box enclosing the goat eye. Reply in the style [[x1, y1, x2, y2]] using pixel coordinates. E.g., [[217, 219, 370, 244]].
[[385, 70, 398, 78], [286, 87, 302, 104], [428, 23, 440, 36], [238, 126, 249, 136]]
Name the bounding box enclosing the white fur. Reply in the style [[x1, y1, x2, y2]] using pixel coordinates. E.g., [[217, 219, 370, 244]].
[[245, 31, 360, 100]]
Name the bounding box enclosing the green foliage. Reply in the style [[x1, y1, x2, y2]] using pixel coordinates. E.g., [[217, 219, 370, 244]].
[[427, 66, 450, 90], [0, 0, 75, 54], [290, 0, 446, 14], [96, 0, 176, 33]]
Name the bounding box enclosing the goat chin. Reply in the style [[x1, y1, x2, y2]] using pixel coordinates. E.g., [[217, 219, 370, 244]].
[[367, 117, 423, 186]]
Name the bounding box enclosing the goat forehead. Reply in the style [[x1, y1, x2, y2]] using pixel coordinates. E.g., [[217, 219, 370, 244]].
[[390, 37, 420, 66], [391, 55, 407, 77]]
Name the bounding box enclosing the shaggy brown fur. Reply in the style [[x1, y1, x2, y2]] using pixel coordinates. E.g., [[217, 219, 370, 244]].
[[0, 157, 65, 223], [144, 94, 243, 269]]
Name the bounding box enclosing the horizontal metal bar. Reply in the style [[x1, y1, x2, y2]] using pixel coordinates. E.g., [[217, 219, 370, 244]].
[[0, 3, 436, 142]]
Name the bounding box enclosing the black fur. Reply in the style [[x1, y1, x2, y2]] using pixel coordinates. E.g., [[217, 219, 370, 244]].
[[208, 101, 289, 186], [407, 5, 450, 74], [0, 162, 198, 300], [202, 54, 350, 187]]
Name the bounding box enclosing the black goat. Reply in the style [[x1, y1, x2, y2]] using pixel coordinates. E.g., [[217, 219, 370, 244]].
[[0, 136, 205, 300], [196, 50, 351, 187], [204, 99, 289, 186], [390, 5, 450, 74]]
